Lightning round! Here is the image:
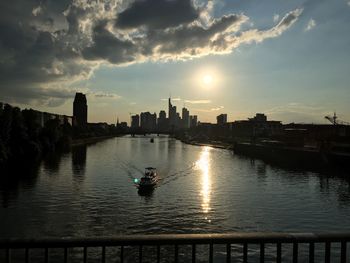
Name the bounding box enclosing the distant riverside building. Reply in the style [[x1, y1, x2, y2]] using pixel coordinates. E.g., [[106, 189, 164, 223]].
[[249, 113, 267, 122], [217, 114, 227, 125], [73, 92, 88, 126], [182, 107, 190, 129], [190, 115, 198, 128], [231, 113, 282, 137], [117, 121, 128, 132], [140, 112, 157, 132], [131, 114, 140, 129], [158, 110, 168, 132], [168, 97, 177, 130]]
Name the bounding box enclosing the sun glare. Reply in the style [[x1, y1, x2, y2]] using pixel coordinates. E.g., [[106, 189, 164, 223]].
[[202, 74, 213, 85]]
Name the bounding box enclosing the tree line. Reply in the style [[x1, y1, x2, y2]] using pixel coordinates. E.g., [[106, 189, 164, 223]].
[[0, 104, 74, 166]]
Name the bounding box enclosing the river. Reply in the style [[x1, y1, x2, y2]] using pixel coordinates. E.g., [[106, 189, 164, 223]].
[[1, 135, 350, 261]]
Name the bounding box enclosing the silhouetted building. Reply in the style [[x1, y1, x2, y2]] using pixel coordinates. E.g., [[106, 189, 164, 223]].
[[217, 114, 227, 125], [73, 93, 88, 126], [190, 115, 198, 128], [158, 110, 168, 132], [249, 113, 267, 122], [232, 113, 282, 137], [141, 112, 157, 132], [168, 97, 178, 130], [117, 121, 128, 133], [131, 114, 140, 129], [182, 107, 190, 129]]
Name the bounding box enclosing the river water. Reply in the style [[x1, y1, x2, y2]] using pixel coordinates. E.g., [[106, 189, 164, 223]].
[[1, 135, 350, 262]]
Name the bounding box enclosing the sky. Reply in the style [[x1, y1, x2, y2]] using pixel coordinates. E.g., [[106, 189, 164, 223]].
[[0, 0, 349, 124]]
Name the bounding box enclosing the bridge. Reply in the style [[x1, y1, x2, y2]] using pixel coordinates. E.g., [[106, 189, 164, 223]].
[[1, 232, 349, 262]]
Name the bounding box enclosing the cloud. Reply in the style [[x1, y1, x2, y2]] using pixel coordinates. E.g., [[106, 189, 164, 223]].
[[193, 105, 223, 112], [116, 0, 199, 30], [210, 106, 224, 111], [185, 100, 211, 104], [89, 91, 121, 99], [305, 18, 316, 31], [0, 0, 304, 106], [161, 97, 181, 101], [238, 8, 303, 44]]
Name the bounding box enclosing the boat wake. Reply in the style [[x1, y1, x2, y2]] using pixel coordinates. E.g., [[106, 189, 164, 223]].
[[159, 163, 195, 186]]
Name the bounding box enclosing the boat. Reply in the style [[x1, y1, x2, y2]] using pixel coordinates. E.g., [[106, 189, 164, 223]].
[[137, 167, 157, 192]]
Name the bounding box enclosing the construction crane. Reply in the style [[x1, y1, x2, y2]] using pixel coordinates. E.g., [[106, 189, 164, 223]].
[[325, 112, 350, 125]]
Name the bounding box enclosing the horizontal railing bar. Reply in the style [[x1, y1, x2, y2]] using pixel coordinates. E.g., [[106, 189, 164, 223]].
[[0, 233, 349, 248]]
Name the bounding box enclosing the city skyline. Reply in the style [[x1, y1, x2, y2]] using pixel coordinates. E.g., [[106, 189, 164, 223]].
[[0, 0, 350, 124]]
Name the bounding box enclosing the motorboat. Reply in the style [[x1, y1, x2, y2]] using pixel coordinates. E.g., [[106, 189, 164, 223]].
[[136, 167, 157, 192]]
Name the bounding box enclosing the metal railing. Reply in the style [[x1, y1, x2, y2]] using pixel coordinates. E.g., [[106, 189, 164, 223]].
[[0, 232, 349, 263]]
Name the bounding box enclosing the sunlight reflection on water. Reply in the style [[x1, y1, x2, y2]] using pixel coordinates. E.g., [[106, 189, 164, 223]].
[[196, 146, 212, 221]]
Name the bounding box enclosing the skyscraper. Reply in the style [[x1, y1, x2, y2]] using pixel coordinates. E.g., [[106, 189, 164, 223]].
[[190, 115, 198, 128], [131, 114, 140, 129], [140, 112, 157, 132], [217, 114, 227, 125], [182, 107, 190, 129], [158, 110, 168, 132], [168, 97, 177, 130], [73, 92, 87, 126]]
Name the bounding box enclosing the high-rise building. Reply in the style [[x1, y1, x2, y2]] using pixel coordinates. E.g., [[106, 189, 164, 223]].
[[131, 114, 140, 129], [158, 110, 168, 132], [73, 92, 88, 126], [190, 115, 198, 128], [140, 112, 157, 131], [217, 114, 227, 125], [168, 97, 177, 129], [249, 113, 267, 122], [182, 107, 190, 129]]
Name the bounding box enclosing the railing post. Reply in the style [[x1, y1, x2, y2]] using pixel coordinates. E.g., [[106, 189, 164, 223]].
[[325, 242, 330, 263], [276, 242, 282, 263], [192, 244, 196, 263], [6, 248, 10, 263], [226, 244, 231, 263], [120, 246, 124, 263], [25, 248, 29, 263], [83, 247, 87, 263], [243, 243, 248, 263], [309, 242, 314, 263], [139, 245, 143, 263], [260, 243, 265, 263], [340, 241, 346, 263], [209, 243, 213, 263], [157, 245, 160, 263], [44, 248, 49, 263], [102, 246, 106, 263], [293, 242, 298, 263], [64, 247, 68, 263], [174, 244, 178, 263]]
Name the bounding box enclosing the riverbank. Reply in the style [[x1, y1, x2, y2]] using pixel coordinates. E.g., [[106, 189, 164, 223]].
[[234, 142, 350, 172], [71, 135, 117, 146], [178, 138, 234, 150]]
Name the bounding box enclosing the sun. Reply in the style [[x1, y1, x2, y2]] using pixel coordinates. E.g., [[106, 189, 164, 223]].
[[202, 74, 213, 86]]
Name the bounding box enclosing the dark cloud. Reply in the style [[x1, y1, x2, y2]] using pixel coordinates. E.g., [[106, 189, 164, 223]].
[[149, 14, 244, 55], [82, 21, 137, 64], [0, 0, 303, 106], [116, 0, 199, 30]]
